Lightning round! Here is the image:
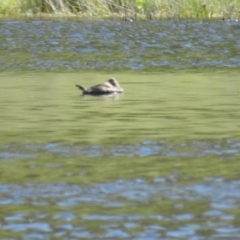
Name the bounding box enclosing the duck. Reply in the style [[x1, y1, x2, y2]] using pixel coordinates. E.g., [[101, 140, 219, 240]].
[[75, 78, 124, 95]]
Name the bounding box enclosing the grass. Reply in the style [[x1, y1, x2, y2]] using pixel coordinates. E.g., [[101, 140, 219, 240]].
[[0, 0, 240, 20]]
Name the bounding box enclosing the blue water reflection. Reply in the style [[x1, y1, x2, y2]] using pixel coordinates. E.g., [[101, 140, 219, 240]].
[[1, 139, 240, 160], [1, 178, 240, 238]]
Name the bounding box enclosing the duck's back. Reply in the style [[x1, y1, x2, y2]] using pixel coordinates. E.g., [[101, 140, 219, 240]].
[[76, 78, 124, 95], [87, 83, 117, 94]]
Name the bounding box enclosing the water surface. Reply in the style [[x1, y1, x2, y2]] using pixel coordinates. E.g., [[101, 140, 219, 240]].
[[0, 19, 240, 239], [0, 20, 240, 71], [1, 72, 240, 239]]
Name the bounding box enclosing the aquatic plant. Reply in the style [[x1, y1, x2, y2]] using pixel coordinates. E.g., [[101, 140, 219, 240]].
[[0, 0, 240, 20]]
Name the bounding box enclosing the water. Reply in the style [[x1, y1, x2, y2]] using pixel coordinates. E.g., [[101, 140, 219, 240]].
[[0, 20, 240, 71], [1, 19, 240, 239]]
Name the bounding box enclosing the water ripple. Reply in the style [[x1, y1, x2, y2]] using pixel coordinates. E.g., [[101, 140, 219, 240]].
[[0, 179, 239, 238], [1, 20, 240, 71], [0, 178, 239, 207], [1, 139, 240, 160]]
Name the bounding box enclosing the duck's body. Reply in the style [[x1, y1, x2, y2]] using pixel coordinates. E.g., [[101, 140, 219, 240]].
[[76, 78, 124, 95]]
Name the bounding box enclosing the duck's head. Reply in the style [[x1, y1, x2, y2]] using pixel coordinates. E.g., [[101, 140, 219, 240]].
[[107, 78, 120, 87]]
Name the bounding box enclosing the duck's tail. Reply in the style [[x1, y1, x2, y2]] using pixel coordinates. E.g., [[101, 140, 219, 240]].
[[75, 85, 88, 94]]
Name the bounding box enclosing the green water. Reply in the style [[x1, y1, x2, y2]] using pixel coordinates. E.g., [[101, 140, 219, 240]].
[[2, 72, 240, 145], [1, 72, 240, 238], [1, 72, 240, 185], [1, 19, 240, 238]]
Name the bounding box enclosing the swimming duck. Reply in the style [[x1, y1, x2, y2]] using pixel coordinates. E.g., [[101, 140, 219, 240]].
[[75, 78, 124, 95]]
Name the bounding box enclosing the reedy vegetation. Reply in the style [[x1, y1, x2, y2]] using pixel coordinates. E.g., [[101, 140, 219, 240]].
[[0, 0, 240, 20]]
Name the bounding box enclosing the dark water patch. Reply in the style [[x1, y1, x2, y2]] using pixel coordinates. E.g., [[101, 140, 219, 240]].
[[1, 139, 240, 160], [1, 20, 240, 71]]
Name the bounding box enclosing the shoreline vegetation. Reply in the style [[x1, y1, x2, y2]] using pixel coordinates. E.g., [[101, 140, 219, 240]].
[[0, 0, 240, 20]]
